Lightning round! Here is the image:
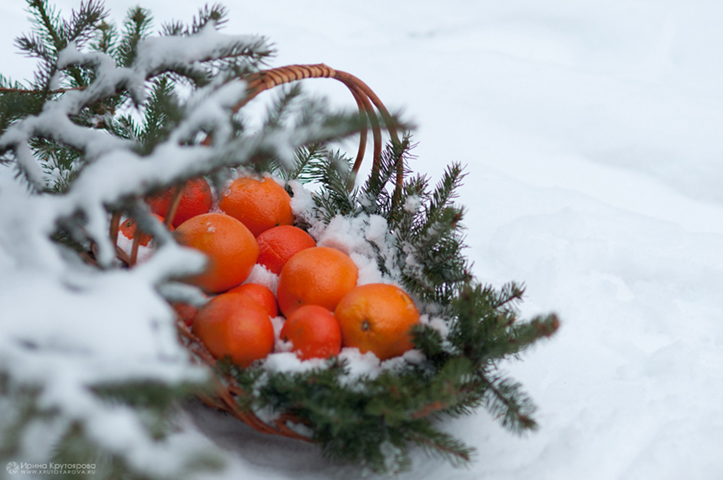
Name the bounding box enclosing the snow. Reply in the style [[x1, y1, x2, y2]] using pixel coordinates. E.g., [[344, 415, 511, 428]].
[[258, 347, 421, 389], [263, 352, 326, 374], [311, 213, 401, 284], [288, 179, 315, 221], [419, 314, 450, 339], [243, 264, 280, 295], [2, 0, 723, 479]]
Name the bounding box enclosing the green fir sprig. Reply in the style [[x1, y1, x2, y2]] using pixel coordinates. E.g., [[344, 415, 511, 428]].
[[1, 2, 291, 478], [221, 136, 560, 474]]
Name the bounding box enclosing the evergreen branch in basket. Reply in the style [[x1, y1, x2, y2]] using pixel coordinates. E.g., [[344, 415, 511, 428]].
[[208, 129, 559, 473]]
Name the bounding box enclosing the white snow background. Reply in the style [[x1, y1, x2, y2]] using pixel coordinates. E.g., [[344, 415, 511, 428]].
[[1, 1, 722, 479]]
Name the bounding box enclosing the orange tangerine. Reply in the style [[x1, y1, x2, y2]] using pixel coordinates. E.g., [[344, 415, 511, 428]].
[[173, 302, 199, 327], [335, 283, 420, 361], [119, 213, 172, 247], [192, 293, 274, 367], [147, 177, 213, 228], [226, 283, 279, 318], [218, 176, 294, 237], [174, 213, 258, 293], [276, 247, 358, 317], [280, 305, 342, 360], [256, 225, 316, 275]]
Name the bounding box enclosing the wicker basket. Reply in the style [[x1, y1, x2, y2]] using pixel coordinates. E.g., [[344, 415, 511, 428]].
[[104, 65, 440, 440]]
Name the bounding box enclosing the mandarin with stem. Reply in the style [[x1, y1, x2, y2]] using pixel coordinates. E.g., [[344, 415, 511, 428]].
[[335, 283, 420, 361]]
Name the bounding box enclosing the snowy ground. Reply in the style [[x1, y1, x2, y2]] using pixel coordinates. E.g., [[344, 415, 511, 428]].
[[2, 1, 722, 479]]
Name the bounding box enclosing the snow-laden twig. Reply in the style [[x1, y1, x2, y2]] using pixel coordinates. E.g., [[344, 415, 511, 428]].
[[0, 14, 282, 479]]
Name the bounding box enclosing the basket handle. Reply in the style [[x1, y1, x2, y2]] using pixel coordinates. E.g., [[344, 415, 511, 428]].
[[171, 64, 401, 226], [117, 64, 400, 265], [237, 64, 401, 188]]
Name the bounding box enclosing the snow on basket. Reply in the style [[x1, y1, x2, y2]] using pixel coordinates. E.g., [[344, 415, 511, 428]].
[[100, 64, 561, 474]]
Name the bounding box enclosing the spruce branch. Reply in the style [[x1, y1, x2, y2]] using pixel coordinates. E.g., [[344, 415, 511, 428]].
[[0, 85, 85, 95], [482, 313, 561, 361], [480, 374, 538, 433], [107, 113, 140, 141], [162, 3, 228, 36], [191, 3, 229, 33], [491, 282, 526, 310], [159, 4, 272, 79], [263, 84, 303, 131], [91, 19, 117, 54], [32, 137, 82, 192], [136, 75, 183, 154], [358, 135, 413, 218], [25, 0, 108, 88], [116, 6, 153, 67], [61, 0, 108, 50], [410, 324, 447, 360], [449, 283, 514, 364], [278, 143, 328, 182], [416, 162, 466, 242], [0, 78, 47, 138], [404, 420, 474, 468], [26, 0, 64, 53], [14, 30, 57, 89]]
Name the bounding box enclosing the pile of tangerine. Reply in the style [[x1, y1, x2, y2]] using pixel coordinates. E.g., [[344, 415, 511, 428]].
[[121, 175, 421, 367]]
